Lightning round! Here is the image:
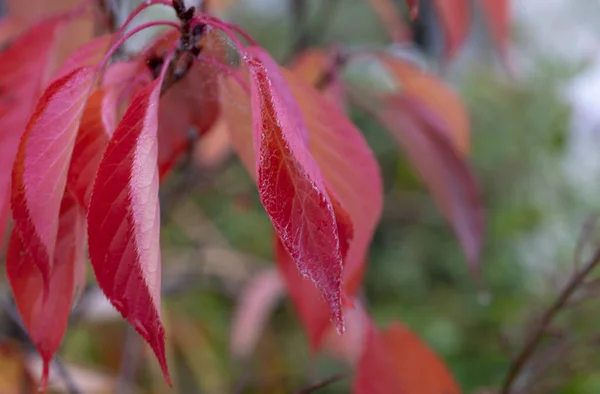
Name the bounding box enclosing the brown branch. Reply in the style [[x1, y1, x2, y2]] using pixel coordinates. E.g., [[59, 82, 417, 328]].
[[294, 372, 348, 394], [500, 244, 600, 393]]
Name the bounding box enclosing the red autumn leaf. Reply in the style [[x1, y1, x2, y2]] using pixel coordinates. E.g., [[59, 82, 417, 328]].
[[10, 66, 96, 282], [377, 95, 484, 273], [378, 54, 470, 155], [244, 46, 352, 330], [406, 0, 419, 20], [433, 0, 470, 60], [67, 89, 114, 209], [87, 76, 170, 383], [223, 51, 381, 349], [6, 189, 86, 389], [354, 322, 461, 394], [479, 0, 510, 62], [0, 17, 69, 257]]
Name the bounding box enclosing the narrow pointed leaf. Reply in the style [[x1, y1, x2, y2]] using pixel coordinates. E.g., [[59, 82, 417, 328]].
[[377, 95, 484, 273], [87, 76, 170, 383], [0, 17, 66, 255], [10, 66, 95, 281], [245, 46, 349, 330], [222, 52, 381, 349], [6, 189, 86, 390], [366, 0, 410, 42]]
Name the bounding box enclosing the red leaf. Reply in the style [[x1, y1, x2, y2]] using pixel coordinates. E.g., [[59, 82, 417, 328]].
[[378, 54, 470, 155], [355, 322, 461, 394], [433, 0, 470, 60], [6, 189, 86, 390], [67, 89, 114, 209], [479, 0, 510, 62], [10, 66, 96, 282], [378, 95, 484, 273], [223, 51, 382, 349], [0, 17, 66, 256], [245, 46, 350, 331], [87, 76, 170, 383]]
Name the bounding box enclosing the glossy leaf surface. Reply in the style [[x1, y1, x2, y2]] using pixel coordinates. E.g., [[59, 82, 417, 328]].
[[87, 77, 170, 383]]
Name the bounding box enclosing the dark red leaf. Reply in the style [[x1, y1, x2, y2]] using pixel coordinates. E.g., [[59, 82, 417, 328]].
[[355, 322, 461, 394], [6, 189, 86, 390], [245, 46, 350, 331], [0, 17, 66, 256], [87, 76, 170, 383], [378, 95, 484, 274]]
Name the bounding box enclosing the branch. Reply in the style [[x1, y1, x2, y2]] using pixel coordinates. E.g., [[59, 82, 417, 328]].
[[500, 240, 600, 393], [2, 298, 83, 394], [294, 372, 347, 394]]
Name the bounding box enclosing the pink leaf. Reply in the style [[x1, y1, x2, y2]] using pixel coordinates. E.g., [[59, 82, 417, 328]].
[[6, 189, 86, 390], [10, 66, 96, 282], [229, 268, 285, 360], [0, 17, 66, 255], [87, 76, 170, 384]]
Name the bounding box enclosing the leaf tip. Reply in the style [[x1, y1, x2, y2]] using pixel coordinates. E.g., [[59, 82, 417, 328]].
[[38, 359, 49, 393]]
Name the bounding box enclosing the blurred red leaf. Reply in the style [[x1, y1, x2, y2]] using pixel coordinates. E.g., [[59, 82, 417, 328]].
[[6, 189, 85, 390], [87, 75, 170, 384], [67, 89, 114, 209], [479, 0, 510, 62], [229, 268, 285, 360], [376, 94, 484, 273], [366, 0, 411, 42], [244, 46, 352, 331], [378, 54, 470, 154], [433, 0, 470, 60], [355, 322, 461, 394], [406, 0, 419, 20], [0, 17, 67, 257]]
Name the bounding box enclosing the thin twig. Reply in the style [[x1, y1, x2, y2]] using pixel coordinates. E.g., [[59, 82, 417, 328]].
[[500, 245, 600, 393], [2, 298, 83, 394], [294, 372, 347, 394], [573, 214, 599, 272]]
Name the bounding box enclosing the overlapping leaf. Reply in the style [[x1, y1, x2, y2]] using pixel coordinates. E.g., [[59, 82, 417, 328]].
[[376, 94, 484, 273], [87, 75, 170, 383], [6, 190, 85, 389], [355, 322, 461, 394], [479, 0, 510, 63], [223, 49, 381, 348], [242, 46, 353, 331], [0, 17, 67, 255], [366, 0, 410, 42], [433, 0, 470, 60]]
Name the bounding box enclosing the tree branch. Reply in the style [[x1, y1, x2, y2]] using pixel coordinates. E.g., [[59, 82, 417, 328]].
[[501, 240, 600, 393]]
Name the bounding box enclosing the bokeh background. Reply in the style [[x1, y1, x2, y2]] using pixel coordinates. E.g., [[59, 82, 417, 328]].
[[3, 0, 600, 393]]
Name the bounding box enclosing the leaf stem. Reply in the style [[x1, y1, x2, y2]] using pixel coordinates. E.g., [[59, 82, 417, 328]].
[[500, 245, 600, 393]]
